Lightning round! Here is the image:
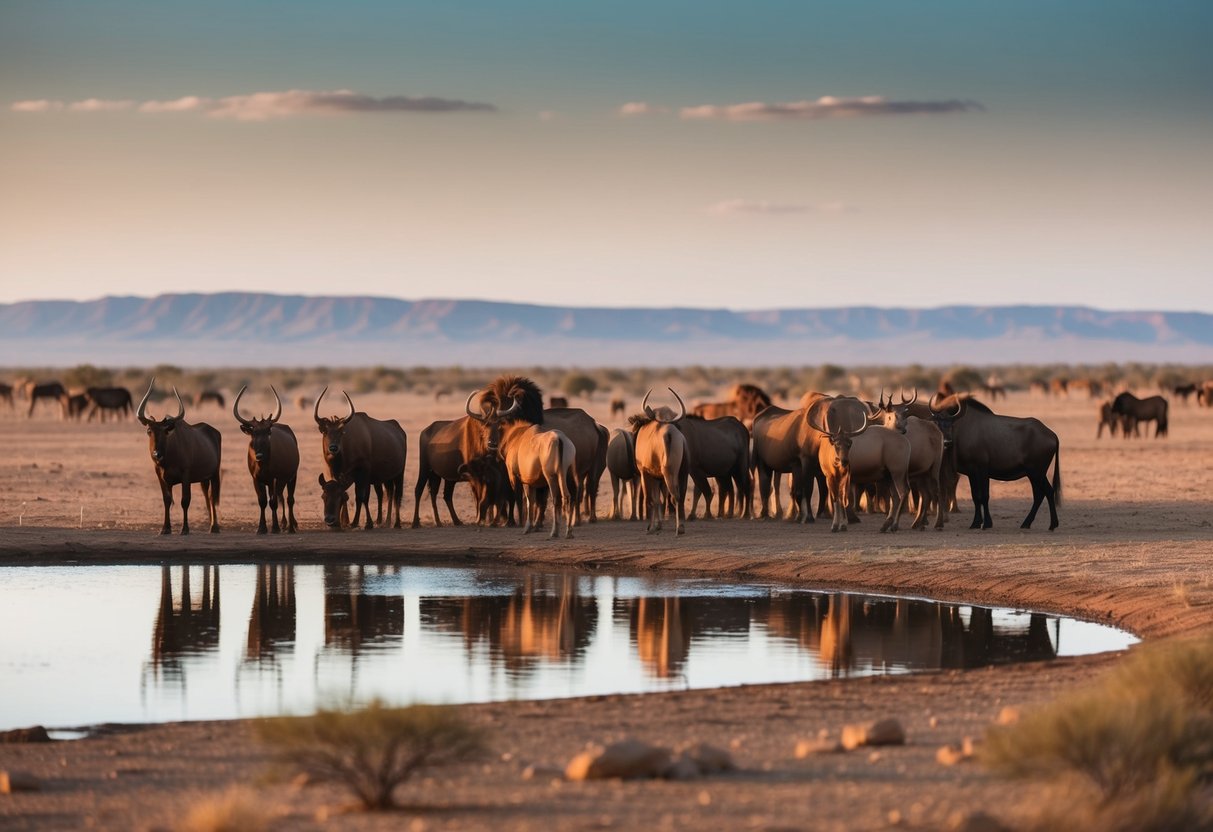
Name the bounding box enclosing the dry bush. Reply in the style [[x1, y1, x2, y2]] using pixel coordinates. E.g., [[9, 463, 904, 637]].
[[257, 700, 486, 811], [984, 637, 1213, 829], [178, 787, 271, 832]]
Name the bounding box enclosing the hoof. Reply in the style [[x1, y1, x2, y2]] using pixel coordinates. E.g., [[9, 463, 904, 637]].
[[676, 527, 685, 536], [210, 527, 220, 534], [159, 529, 171, 536], [257, 527, 268, 535]]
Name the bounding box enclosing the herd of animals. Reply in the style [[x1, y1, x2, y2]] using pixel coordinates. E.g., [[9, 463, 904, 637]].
[[1, 372, 1205, 539]]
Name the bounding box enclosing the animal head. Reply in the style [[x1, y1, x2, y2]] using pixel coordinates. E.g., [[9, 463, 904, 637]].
[[313, 386, 356, 457], [465, 376, 543, 452], [642, 388, 687, 424], [317, 472, 352, 529], [875, 388, 919, 434], [807, 399, 871, 470], [137, 378, 186, 464], [927, 392, 966, 446], [233, 385, 282, 462]]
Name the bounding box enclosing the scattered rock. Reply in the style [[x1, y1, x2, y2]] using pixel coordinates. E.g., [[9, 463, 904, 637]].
[[936, 745, 967, 766], [0, 771, 42, 794], [796, 736, 844, 757], [0, 726, 51, 744], [996, 706, 1021, 725], [662, 755, 702, 781], [946, 810, 1010, 832], [521, 764, 564, 781], [565, 740, 672, 781], [675, 742, 736, 774], [841, 718, 906, 750]]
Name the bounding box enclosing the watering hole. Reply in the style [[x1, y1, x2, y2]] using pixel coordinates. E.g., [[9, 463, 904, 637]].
[[0, 562, 1136, 731]]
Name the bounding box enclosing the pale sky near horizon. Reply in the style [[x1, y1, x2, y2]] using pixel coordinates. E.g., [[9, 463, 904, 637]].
[[2, 1, 1211, 311]]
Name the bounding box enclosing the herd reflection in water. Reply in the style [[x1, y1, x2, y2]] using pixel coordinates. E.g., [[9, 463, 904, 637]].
[[145, 564, 1061, 699]]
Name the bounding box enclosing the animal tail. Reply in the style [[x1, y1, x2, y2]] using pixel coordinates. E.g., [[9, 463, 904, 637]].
[[1051, 448, 1062, 507]]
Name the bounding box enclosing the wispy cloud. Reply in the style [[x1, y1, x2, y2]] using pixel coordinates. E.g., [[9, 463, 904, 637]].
[[618, 101, 669, 117], [681, 95, 982, 121], [709, 199, 850, 216], [12, 89, 497, 120]]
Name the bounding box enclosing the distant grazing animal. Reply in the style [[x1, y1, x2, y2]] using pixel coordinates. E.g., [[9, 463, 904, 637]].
[[929, 394, 1060, 530], [1096, 398, 1121, 439], [605, 428, 640, 521], [86, 386, 133, 422], [1110, 391, 1168, 439], [629, 389, 689, 535], [610, 397, 627, 418], [1198, 381, 1213, 407], [547, 396, 569, 408], [233, 386, 299, 534], [293, 394, 314, 412], [729, 384, 773, 428], [65, 393, 90, 420], [314, 388, 407, 530], [433, 386, 453, 401], [187, 390, 223, 408], [0, 383, 13, 407], [1049, 378, 1069, 398], [1172, 383, 1197, 404], [692, 402, 733, 419], [137, 379, 222, 535], [26, 381, 67, 418]]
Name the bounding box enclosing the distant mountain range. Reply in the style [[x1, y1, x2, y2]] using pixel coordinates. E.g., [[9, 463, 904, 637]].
[[1, 293, 1211, 366]]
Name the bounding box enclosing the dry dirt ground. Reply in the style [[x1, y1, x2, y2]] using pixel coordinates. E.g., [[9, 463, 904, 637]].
[[1, 389, 1212, 831]]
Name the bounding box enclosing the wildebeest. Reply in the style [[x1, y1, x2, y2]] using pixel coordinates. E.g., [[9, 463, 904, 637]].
[[194, 390, 226, 408], [1096, 398, 1121, 439], [548, 395, 569, 408], [1110, 391, 1168, 439], [629, 389, 689, 535], [0, 383, 12, 407], [314, 388, 407, 530], [293, 394, 314, 412], [1172, 383, 1197, 404], [929, 394, 1061, 530], [873, 390, 945, 530], [65, 392, 90, 420], [751, 393, 830, 522], [479, 376, 602, 526], [692, 401, 734, 419], [234, 386, 299, 534], [676, 414, 751, 520], [25, 380, 67, 418], [809, 397, 911, 533], [137, 379, 222, 535], [610, 397, 627, 418], [495, 409, 577, 539], [729, 383, 773, 429], [85, 386, 133, 422], [1199, 381, 1213, 407], [605, 428, 640, 521], [412, 416, 474, 527], [457, 453, 514, 526]]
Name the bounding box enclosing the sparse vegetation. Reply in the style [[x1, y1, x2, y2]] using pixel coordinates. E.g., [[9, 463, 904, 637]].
[[561, 372, 598, 398], [257, 700, 486, 811], [984, 636, 1213, 830], [178, 787, 272, 832]]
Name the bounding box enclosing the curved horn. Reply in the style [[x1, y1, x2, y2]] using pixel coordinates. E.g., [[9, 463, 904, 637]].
[[314, 386, 328, 424], [341, 391, 355, 423], [902, 388, 918, 406], [642, 389, 655, 419], [269, 385, 282, 422], [497, 396, 521, 419], [878, 387, 886, 410], [668, 387, 686, 421], [137, 378, 155, 425], [805, 401, 831, 436], [232, 385, 252, 427], [171, 387, 185, 421], [851, 412, 872, 436], [465, 391, 487, 423]]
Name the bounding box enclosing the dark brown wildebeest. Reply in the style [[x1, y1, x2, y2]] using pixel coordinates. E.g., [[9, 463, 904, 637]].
[[629, 388, 689, 535], [610, 397, 627, 418], [1173, 383, 1197, 404], [457, 453, 514, 526], [233, 386, 299, 534], [0, 383, 13, 407], [137, 379, 222, 535], [1110, 391, 1168, 439], [293, 394, 314, 412], [314, 388, 407, 530], [85, 386, 133, 422], [729, 383, 773, 429], [807, 400, 911, 533], [65, 393, 90, 420], [583, 422, 609, 521], [480, 376, 601, 526], [929, 394, 1060, 530], [751, 392, 830, 523], [605, 428, 640, 521], [26, 381, 67, 418], [1096, 398, 1121, 439], [412, 416, 474, 527], [548, 395, 569, 408], [873, 390, 945, 530], [195, 390, 226, 408], [677, 414, 751, 520]]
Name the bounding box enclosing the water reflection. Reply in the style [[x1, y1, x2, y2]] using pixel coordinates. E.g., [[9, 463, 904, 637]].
[[0, 564, 1135, 730]]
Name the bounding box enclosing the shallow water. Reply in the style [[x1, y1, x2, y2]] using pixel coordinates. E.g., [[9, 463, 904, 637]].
[[0, 563, 1136, 730]]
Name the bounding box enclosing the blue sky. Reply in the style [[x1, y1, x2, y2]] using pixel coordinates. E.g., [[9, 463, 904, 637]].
[[2, 1, 1211, 310]]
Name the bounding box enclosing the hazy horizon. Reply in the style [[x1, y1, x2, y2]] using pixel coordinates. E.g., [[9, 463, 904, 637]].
[[4, 2, 1211, 311]]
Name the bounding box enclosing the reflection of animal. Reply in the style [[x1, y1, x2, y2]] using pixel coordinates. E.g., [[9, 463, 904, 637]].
[[137, 379, 222, 535], [610, 397, 627, 418], [86, 386, 134, 421], [629, 389, 689, 535], [605, 428, 640, 520], [808, 397, 910, 533], [1110, 391, 1168, 439], [929, 394, 1060, 530], [26, 380, 67, 418], [314, 388, 407, 530], [234, 386, 299, 534]]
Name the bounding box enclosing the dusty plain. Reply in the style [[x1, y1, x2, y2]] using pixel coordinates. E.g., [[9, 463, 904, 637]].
[[1, 389, 1212, 831]]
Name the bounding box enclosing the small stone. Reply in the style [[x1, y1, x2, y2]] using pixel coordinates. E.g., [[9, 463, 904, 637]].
[[867, 751, 883, 763], [887, 809, 903, 825], [565, 739, 672, 781], [841, 718, 906, 750], [946, 810, 1010, 832], [663, 755, 701, 781], [996, 706, 1021, 725], [795, 737, 844, 757], [962, 736, 980, 757], [0, 726, 51, 744], [936, 745, 967, 766], [676, 742, 736, 774], [521, 764, 563, 781], [697, 790, 712, 807], [0, 771, 42, 794], [928, 716, 940, 728]]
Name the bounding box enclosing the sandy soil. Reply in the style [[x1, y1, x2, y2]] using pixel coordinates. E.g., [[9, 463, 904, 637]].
[[2, 390, 1212, 831]]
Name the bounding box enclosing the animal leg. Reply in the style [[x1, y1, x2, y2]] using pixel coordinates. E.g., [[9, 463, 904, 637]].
[[412, 473, 430, 528], [285, 477, 298, 533], [881, 475, 907, 533], [180, 480, 192, 536], [373, 483, 384, 526], [756, 464, 774, 520], [256, 481, 270, 534], [159, 480, 173, 536], [1022, 474, 1046, 529]]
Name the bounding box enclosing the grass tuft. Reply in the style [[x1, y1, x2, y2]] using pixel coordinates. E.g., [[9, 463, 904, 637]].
[[177, 788, 271, 832]]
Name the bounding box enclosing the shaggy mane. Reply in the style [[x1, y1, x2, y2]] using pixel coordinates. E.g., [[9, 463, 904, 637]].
[[482, 375, 544, 425]]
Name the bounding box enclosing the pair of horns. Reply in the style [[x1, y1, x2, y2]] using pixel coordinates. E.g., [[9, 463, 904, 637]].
[[807, 397, 873, 438], [233, 385, 282, 426], [313, 387, 355, 424], [642, 388, 686, 424], [465, 390, 521, 423], [928, 392, 963, 417], [136, 378, 184, 425]]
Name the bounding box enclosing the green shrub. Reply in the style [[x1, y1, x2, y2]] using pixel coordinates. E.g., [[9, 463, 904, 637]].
[[257, 700, 486, 810], [562, 372, 598, 398]]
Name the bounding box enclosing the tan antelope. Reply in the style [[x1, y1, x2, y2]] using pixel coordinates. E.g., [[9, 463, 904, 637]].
[[491, 398, 576, 539], [629, 388, 689, 535], [873, 390, 945, 530]]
